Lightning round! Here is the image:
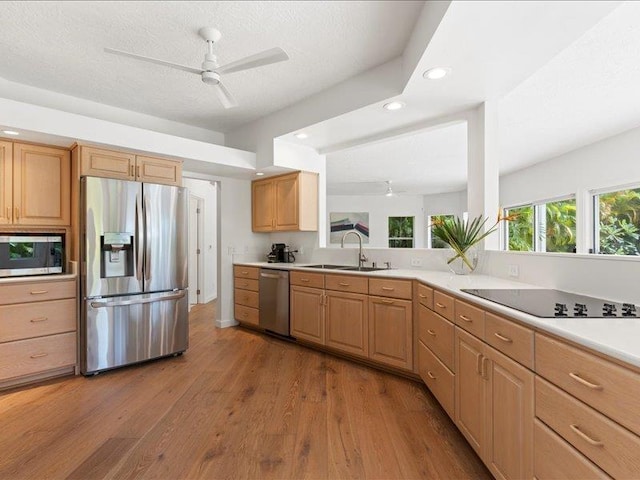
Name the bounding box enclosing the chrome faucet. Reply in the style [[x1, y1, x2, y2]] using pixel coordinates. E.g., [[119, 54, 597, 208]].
[[341, 230, 368, 269]]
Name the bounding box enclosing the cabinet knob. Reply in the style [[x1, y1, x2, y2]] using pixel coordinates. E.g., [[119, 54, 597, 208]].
[[427, 329, 436, 336], [427, 371, 436, 380]]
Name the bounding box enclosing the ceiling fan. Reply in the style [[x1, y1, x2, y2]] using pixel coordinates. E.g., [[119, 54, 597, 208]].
[[104, 27, 289, 109], [384, 180, 407, 197]]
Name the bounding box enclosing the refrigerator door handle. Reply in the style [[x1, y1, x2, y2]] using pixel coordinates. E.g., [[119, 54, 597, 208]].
[[90, 291, 186, 309], [135, 192, 144, 281], [144, 192, 151, 282]]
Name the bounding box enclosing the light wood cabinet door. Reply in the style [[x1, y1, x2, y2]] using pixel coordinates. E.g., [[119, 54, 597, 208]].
[[326, 291, 368, 358], [0, 141, 12, 225], [136, 155, 182, 186], [454, 327, 487, 459], [484, 345, 534, 480], [12, 143, 70, 226], [368, 296, 412, 370], [274, 173, 299, 230], [80, 145, 135, 180], [252, 179, 275, 232], [290, 286, 325, 344]]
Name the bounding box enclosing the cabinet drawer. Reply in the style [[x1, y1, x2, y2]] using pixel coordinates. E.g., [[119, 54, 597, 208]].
[[418, 304, 454, 371], [417, 283, 433, 309], [290, 270, 324, 288], [418, 340, 455, 419], [536, 377, 640, 479], [0, 332, 76, 381], [369, 278, 412, 300], [485, 312, 534, 369], [454, 299, 484, 339], [325, 274, 368, 294], [432, 290, 454, 321], [234, 289, 259, 309], [233, 266, 259, 280], [535, 333, 640, 436], [0, 280, 76, 305], [0, 299, 76, 343], [534, 419, 610, 480], [234, 304, 259, 326], [234, 278, 259, 292]]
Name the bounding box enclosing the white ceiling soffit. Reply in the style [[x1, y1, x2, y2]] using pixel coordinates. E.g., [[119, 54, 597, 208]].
[[499, 1, 640, 174], [0, 1, 424, 134], [326, 121, 467, 196], [288, 1, 620, 153]]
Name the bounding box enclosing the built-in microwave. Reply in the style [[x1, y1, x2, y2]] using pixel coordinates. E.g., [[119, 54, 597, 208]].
[[0, 235, 63, 277]]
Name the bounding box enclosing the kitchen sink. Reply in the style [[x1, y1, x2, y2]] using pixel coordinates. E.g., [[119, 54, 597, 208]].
[[304, 264, 388, 272]]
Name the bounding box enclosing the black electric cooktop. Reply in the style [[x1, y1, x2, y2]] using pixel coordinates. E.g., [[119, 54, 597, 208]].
[[461, 289, 639, 318]]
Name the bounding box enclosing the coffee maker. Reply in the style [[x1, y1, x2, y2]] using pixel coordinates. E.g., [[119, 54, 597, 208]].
[[267, 243, 295, 263]]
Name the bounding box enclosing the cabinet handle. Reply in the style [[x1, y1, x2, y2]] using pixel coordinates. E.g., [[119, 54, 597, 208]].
[[435, 302, 446, 309], [427, 371, 436, 380], [494, 332, 512, 343], [427, 329, 436, 336], [459, 314, 472, 323], [14, 206, 19, 220], [338, 282, 350, 287], [242, 312, 248, 317], [381, 286, 395, 291], [300, 278, 310, 283], [481, 356, 490, 380], [241, 271, 248, 275], [272, 219, 275, 228], [129, 165, 134, 176], [476, 352, 482, 374], [241, 283, 249, 287], [419, 294, 427, 298], [381, 299, 395, 305], [569, 372, 603, 390], [30, 317, 48, 323], [136, 165, 140, 178], [5, 206, 9, 221], [30, 353, 48, 359], [569, 424, 603, 447], [30, 290, 48, 295]]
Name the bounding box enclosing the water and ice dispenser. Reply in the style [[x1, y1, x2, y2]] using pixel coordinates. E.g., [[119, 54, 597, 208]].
[[100, 232, 134, 278]]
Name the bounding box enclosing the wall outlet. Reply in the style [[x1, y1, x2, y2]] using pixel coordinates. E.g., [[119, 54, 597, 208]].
[[508, 264, 519, 277], [410, 258, 422, 267]]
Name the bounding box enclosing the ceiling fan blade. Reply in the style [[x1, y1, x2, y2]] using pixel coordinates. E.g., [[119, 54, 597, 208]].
[[214, 82, 238, 109], [215, 47, 289, 75], [104, 47, 203, 75]]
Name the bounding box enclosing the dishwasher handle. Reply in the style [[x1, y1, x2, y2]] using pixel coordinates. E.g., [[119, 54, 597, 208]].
[[260, 272, 282, 279]]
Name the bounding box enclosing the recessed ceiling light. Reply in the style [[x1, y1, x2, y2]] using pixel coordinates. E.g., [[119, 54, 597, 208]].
[[294, 132, 308, 139], [383, 101, 405, 111], [2, 130, 19, 135], [423, 67, 451, 80], [255, 172, 265, 176]]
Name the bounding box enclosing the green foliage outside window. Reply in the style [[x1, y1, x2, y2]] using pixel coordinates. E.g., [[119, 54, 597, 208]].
[[430, 214, 454, 248], [506, 206, 534, 251], [545, 199, 576, 253], [598, 187, 640, 255], [389, 216, 414, 248]]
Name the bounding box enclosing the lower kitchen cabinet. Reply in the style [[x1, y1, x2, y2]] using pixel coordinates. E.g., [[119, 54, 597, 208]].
[[454, 326, 534, 480], [290, 285, 325, 344], [368, 296, 412, 370], [325, 290, 368, 358]]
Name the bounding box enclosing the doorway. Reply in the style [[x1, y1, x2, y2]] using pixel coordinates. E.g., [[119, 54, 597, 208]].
[[188, 194, 204, 307]]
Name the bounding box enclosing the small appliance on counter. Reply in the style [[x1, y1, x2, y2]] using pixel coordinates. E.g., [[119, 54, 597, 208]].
[[0, 234, 63, 277], [267, 243, 296, 263]]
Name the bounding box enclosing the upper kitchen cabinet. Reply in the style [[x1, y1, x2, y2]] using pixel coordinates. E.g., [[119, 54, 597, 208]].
[[76, 145, 182, 186], [2, 143, 70, 227], [252, 171, 318, 232]]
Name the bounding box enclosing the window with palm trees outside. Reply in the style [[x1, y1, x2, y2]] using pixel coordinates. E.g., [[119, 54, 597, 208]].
[[428, 214, 456, 248], [388, 216, 414, 248], [594, 186, 640, 255], [504, 198, 576, 253]]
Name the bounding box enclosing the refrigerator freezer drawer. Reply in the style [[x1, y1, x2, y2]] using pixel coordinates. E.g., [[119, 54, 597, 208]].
[[82, 290, 188, 374]]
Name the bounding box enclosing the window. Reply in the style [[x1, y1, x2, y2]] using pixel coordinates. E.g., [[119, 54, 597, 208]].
[[388, 216, 414, 248], [428, 214, 455, 248], [504, 197, 576, 253], [594, 186, 640, 255]]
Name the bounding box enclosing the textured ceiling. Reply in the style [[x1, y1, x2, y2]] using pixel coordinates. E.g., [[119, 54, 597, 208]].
[[0, 1, 424, 133], [327, 121, 467, 196], [499, 1, 640, 174]]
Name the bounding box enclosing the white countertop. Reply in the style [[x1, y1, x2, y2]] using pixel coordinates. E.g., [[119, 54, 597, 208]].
[[0, 273, 77, 284], [236, 261, 640, 369]]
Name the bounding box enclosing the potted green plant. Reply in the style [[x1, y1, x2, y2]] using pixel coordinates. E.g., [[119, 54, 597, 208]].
[[430, 213, 513, 274]]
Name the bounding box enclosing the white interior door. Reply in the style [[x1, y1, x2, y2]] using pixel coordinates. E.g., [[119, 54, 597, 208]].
[[188, 195, 201, 305]]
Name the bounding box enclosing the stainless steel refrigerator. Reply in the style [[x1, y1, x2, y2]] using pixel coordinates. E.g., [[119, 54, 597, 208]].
[[80, 176, 189, 375]]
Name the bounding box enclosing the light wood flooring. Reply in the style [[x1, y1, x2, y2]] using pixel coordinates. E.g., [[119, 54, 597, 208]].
[[0, 302, 491, 480]]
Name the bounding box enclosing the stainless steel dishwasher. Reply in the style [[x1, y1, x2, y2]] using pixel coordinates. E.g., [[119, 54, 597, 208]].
[[259, 268, 290, 336]]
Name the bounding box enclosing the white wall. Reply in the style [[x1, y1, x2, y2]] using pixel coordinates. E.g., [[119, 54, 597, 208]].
[[423, 190, 467, 217], [326, 194, 425, 248], [183, 178, 218, 303]]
